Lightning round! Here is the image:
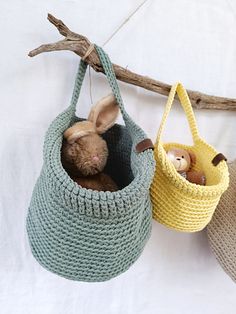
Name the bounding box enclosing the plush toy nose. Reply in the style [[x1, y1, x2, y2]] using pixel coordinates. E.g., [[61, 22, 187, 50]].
[[92, 155, 100, 162], [176, 157, 181, 161]]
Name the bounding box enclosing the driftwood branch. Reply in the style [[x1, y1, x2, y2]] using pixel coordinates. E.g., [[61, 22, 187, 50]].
[[28, 14, 236, 111]]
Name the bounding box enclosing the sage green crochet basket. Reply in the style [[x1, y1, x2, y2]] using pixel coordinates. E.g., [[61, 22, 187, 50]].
[[26, 46, 155, 282]]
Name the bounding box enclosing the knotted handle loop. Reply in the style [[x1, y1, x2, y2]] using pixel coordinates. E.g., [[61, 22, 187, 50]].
[[81, 43, 95, 61]]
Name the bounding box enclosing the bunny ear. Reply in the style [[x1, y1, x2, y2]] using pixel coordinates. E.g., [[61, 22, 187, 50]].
[[88, 94, 119, 134], [63, 121, 96, 144]]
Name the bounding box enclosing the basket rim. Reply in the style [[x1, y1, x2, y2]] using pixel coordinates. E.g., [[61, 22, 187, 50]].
[[153, 138, 229, 196], [44, 113, 155, 206]]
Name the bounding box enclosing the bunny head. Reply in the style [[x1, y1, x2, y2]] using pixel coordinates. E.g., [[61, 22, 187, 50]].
[[62, 94, 119, 176]]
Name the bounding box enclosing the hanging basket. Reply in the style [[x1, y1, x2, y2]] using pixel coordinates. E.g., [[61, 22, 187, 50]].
[[150, 82, 229, 232], [26, 45, 155, 282], [207, 160, 236, 282]]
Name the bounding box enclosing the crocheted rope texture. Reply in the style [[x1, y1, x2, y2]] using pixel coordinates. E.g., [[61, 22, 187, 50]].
[[207, 161, 236, 282], [26, 45, 155, 282], [151, 83, 229, 232]]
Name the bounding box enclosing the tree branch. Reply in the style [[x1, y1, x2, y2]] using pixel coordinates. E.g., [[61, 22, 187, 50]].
[[28, 13, 236, 111]]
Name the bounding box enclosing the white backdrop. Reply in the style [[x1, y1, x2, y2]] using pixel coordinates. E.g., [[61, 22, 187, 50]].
[[1, 1, 236, 313]]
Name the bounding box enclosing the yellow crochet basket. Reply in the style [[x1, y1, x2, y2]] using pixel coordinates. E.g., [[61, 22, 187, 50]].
[[150, 82, 229, 232]]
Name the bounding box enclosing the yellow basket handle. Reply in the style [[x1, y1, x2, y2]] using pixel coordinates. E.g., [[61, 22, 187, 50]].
[[156, 82, 200, 144]]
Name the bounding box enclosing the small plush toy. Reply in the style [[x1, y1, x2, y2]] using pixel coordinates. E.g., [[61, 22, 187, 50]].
[[61, 94, 119, 192], [167, 147, 206, 185]]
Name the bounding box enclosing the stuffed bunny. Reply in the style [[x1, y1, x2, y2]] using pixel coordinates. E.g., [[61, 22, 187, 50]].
[[167, 147, 206, 185], [61, 94, 119, 192]]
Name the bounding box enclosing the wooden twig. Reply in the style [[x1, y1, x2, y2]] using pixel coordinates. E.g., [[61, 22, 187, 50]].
[[28, 14, 236, 111]]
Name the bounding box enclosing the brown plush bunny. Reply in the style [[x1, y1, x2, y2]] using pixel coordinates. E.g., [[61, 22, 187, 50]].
[[167, 147, 206, 185], [61, 94, 119, 192]]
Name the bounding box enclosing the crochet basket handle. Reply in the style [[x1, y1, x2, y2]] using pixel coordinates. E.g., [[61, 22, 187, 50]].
[[156, 82, 200, 144], [69, 45, 147, 144]]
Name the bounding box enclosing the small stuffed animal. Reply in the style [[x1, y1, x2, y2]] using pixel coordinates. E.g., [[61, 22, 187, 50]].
[[61, 94, 119, 192], [167, 147, 206, 185]]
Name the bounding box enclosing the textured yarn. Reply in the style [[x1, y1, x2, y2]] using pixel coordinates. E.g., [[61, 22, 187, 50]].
[[207, 161, 236, 282], [150, 83, 229, 232], [26, 46, 155, 282]]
